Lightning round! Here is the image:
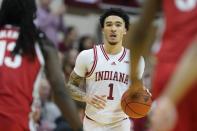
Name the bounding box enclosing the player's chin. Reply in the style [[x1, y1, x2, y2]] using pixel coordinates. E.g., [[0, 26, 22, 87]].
[[108, 41, 118, 45]]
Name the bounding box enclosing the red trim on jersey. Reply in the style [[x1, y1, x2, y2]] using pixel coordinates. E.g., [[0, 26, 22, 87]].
[[118, 48, 126, 62], [86, 46, 98, 77], [100, 45, 126, 62], [100, 45, 109, 61]]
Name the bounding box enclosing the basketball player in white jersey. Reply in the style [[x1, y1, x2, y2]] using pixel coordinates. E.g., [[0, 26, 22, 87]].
[[66, 8, 145, 131]]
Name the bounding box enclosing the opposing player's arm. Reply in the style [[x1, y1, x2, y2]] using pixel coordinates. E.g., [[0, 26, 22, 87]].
[[66, 71, 87, 102], [129, 0, 161, 95], [38, 32, 82, 131], [130, 0, 161, 80]]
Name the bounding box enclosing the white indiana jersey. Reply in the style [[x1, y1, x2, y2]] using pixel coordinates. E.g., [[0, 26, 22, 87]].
[[74, 44, 145, 124]]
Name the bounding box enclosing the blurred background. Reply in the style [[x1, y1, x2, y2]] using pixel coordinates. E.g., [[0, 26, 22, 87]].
[[29, 0, 164, 131]]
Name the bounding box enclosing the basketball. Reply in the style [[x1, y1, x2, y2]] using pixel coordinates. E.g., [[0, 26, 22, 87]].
[[121, 89, 152, 118]]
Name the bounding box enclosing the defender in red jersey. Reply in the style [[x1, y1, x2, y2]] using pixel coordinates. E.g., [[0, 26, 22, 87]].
[[128, 0, 197, 131], [0, 0, 82, 131]]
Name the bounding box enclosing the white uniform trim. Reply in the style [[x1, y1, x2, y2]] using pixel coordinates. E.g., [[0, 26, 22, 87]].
[[86, 45, 98, 77], [32, 43, 45, 99]]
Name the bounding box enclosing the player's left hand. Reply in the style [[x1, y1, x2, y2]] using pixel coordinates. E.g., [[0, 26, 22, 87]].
[[150, 97, 177, 131], [85, 95, 107, 109]]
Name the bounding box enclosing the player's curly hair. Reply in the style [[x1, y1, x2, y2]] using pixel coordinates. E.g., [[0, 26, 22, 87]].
[[100, 8, 130, 31], [0, 0, 38, 57]]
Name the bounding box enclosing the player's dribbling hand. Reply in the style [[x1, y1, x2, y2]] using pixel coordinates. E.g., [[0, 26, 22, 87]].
[[150, 97, 177, 131], [85, 95, 107, 109]]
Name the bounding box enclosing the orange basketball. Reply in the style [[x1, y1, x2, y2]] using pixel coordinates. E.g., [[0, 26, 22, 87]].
[[121, 89, 152, 118]]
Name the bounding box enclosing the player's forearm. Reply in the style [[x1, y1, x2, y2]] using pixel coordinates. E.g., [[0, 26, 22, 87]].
[[42, 40, 82, 130], [46, 68, 83, 130], [130, 56, 146, 94], [161, 41, 197, 104], [52, 84, 83, 131], [130, 0, 160, 79], [130, 52, 142, 80], [66, 83, 87, 102], [46, 70, 82, 130]]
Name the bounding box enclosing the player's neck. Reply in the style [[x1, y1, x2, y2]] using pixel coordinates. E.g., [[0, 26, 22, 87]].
[[103, 42, 123, 55]]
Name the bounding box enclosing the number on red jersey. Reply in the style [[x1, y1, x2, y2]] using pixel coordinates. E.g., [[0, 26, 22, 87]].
[[175, 0, 197, 11], [0, 40, 22, 68]]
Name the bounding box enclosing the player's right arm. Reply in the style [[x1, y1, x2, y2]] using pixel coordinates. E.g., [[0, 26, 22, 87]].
[[66, 50, 106, 109], [67, 71, 86, 102], [66, 71, 106, 109]]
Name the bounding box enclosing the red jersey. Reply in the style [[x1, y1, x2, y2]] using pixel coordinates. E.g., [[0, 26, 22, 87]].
[[0, 25, 44, 129], [157, 0, 197, 62]]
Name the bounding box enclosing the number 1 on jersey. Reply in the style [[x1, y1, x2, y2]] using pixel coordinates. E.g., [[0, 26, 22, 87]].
[[107, 83, 114, 100]]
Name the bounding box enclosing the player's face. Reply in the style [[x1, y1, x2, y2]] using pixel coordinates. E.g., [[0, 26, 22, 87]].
[[103, 15, 127, 45]]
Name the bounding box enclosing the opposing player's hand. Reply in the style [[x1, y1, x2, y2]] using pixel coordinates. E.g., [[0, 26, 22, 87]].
[[85, 95, 107, 109], [150, 97, 177, 131], [145, 88, 152, 96], [129, 78, 151, 97]]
